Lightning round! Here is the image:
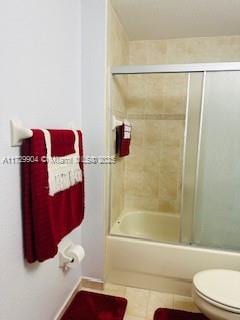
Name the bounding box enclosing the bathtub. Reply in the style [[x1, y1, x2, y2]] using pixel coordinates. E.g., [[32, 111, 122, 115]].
[[111, 211, 180, 243], [106, 211, 240, 296]]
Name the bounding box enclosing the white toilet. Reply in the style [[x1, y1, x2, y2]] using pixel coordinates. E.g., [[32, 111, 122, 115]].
[[192, 269, 240, 320]]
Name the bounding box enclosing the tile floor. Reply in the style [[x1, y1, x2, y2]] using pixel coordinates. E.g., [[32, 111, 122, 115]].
[[81, 283, 200, 320]]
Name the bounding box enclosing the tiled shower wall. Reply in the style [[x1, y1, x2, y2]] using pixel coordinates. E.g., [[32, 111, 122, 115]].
[[109, 1, 240, 223], [124, 73, 187, 213], [108, 3, 129, 225], [124, 36, 240, 214]]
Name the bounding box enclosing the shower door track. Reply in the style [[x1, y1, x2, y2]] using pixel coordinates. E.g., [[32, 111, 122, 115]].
[[112, 62, 240, 75]]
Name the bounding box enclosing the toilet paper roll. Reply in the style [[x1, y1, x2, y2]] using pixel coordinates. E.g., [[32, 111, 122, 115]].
[[65, 245, 85, 269]]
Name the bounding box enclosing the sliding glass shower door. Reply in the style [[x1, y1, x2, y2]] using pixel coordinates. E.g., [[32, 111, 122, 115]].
[[192, 71, 240, 251], [110, 64, 240, 252]]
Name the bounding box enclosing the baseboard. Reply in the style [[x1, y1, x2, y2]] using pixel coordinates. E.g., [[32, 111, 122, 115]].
[[54, 277, 82, 320], [80, 277, 104, 290], [54, 277, 104, 320]]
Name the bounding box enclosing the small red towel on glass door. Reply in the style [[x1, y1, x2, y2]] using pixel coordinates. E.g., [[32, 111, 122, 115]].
[[21, 129, 84, 263]]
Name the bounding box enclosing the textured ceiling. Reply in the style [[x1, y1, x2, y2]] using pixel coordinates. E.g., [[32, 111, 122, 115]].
[[111, 0, 240, 40]]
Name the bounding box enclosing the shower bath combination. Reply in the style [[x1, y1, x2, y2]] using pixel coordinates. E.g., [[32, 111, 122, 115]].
[[109, 62, 240, 251], [106, 62, 240, 295]]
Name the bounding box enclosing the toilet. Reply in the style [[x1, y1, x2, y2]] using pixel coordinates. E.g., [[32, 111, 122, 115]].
[[192, 269, 240, 320]]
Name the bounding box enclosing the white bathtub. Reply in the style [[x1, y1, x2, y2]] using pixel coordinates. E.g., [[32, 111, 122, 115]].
[[106, 211, 240, 296], [111, 211, 180, 243]]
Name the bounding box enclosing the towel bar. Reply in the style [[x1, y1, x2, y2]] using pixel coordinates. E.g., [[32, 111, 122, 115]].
[[10, 120, 78, 147], [10, 120, 33, 147], [112, 115, 123, 130]]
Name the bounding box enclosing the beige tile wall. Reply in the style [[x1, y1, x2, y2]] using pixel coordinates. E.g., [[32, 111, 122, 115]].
[[108, 2, 129, 225], [109, 2, 240, 218], [124, 36, 240, 214], [124, 73, 187, 213], [129, 36, 240, 65]]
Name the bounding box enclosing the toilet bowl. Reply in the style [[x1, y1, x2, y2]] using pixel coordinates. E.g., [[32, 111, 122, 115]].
[[192, 269, 240, 320]]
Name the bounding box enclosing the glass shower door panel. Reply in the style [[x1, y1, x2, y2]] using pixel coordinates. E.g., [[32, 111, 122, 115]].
[[193, 71, 240, 251]]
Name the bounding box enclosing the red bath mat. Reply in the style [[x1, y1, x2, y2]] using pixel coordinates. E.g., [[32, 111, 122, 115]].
[[61, 290, 127, 320], [154, 308, 209, 320]]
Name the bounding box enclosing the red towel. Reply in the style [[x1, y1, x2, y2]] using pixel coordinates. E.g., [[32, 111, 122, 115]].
[[21, 129, 84, 263], [116, 123, 131, 157]]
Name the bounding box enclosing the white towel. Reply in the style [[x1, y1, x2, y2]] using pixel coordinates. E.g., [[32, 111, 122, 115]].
[[42, 129, 82, 196], [123, 120, 132, 139]]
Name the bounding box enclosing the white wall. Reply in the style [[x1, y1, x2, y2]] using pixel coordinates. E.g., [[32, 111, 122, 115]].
[[81, 0, 107, 280], [0, 1, 83, 319]]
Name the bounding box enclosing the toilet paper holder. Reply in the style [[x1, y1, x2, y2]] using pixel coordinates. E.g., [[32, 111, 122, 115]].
[[59, 240, 75, 268], [58, 239, 83, 269]]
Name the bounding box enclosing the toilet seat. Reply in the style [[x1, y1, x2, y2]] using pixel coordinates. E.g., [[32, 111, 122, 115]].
[[193, 269, 240, 314], [194, 287, 240, 314]]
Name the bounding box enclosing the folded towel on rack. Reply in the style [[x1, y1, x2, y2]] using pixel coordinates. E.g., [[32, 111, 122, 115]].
[[42, 129, 82, 196], [116, 120, 132, 157], [21, 129, 84, 263]]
